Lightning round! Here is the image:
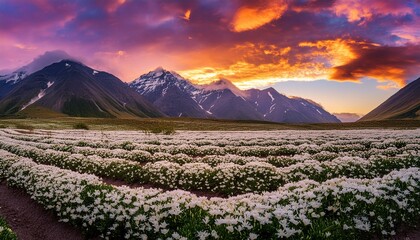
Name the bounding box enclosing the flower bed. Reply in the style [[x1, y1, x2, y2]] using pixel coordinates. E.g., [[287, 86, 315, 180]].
[[1, 157, 419, 239]]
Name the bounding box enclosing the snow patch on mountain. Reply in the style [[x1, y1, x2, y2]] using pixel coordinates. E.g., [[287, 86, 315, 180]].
[[93, 101, 105, 112], [199, 79, 248, 97], [129, 67, 341, 123], [0, 72, 27, 84], [268, 92, 274, 102], [131, 67, 197, 96], [21, 81, 54, 110], [269, 103, 276, 113]]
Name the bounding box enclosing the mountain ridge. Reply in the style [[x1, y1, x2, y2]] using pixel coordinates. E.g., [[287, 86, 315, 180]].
[[0, 52, 344, 123], [129, 68, 341, 123], [0, 50, 76, 99], [0, 60, 163, 118]]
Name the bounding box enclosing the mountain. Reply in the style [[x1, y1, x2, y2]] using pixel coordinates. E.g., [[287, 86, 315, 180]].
[[195, 88, 264, 120], [0, 60, 163, 118], [130, 67, 206, 118], [245, 88, 340, 123], [0, 50, 74, 99], [129, 68, 340, 123], [200, 79, 248, 97], [359, 77, 420, 121], [334, 113, 362, 122]]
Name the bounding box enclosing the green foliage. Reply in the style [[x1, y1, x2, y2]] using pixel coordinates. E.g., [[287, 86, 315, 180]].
[[73, 123, 89, 130], [120, 141, 135, 151], [142, 124, 176, 135], [0, 217, 17, 240]]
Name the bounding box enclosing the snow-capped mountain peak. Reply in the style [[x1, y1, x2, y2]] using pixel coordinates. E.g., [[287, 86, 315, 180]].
[[0, 50, 75, 85], [129, 68, 341, 123], [130, 68, 197, 96], [199, 78, 248, 97]]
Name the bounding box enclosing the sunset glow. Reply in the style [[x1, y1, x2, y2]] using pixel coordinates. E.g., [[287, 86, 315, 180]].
[[0, 0, 419, 114]]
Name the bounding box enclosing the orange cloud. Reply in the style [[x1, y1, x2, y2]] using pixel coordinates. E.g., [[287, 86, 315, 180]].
[[178, 38, 419, 90], [178, 42, 329, 89], [179, 40, 359, 88], [298, 39, 360, 66], [296, 39, 415, 86], [106, 0, 126, 13], [376, 81, 400, 90], [231, 42, 292, 65], [14, 43, 37, 50], [231, 0, 288, 32], [298, 39, 420, 87], [333, 0, 413, 23], [330, 44, 420, 87], [333, 65, 407, 87], [180, 58, 328, 89], [182, 9, 191, 21]]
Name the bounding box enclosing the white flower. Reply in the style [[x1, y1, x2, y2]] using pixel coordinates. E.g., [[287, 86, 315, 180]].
[[249, 233, 258, 240]]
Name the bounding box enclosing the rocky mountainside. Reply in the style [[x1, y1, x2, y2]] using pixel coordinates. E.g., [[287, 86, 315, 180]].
[[359, 77, 420, 121], [0, 50, 73, 99], [0, 60, 163, 118], [245, 88, 340, 123], [130, 68, 340, 123]]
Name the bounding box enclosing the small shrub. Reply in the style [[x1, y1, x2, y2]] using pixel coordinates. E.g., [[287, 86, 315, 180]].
[[15, 123, 34, 131], [121, 141, 135, 151], [142, 124, 176, 135], [0, 217, 17, 240], [73, 123, 89, 130]]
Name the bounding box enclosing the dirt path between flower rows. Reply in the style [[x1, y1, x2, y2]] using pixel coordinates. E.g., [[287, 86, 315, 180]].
[[393, 223, 420, 240], [0, 181, 87, 240], [101, 177, 225, 199], [0, 180, 419, 240]]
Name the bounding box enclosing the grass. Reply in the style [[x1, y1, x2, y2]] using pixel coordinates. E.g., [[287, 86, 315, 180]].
[[14, 123, 35, 131], [0, 116, 418, 131], [142, 123, 176, 135], [73, 123, 89, 130]]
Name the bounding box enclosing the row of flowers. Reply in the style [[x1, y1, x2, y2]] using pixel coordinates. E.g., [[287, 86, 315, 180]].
[[1, 155, 419, 239], [4, 129, 418, 149], [1, 140, 419, 196], [0, 133, 418, 168], [3, 130, 419, 159]]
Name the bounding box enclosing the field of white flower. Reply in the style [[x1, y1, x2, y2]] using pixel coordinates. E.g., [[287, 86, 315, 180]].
[[0, 129, 419, 239]]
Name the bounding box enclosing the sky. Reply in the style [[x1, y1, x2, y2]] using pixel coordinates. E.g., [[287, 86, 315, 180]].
[[0, 0, 419, 116]]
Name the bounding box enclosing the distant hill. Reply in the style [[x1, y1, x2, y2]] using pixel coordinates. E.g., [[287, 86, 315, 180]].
[[130, 68, 340, 123], [334, 113, 362, 122], [359, 77, 420, 121], [0, 60, 163, 118]]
